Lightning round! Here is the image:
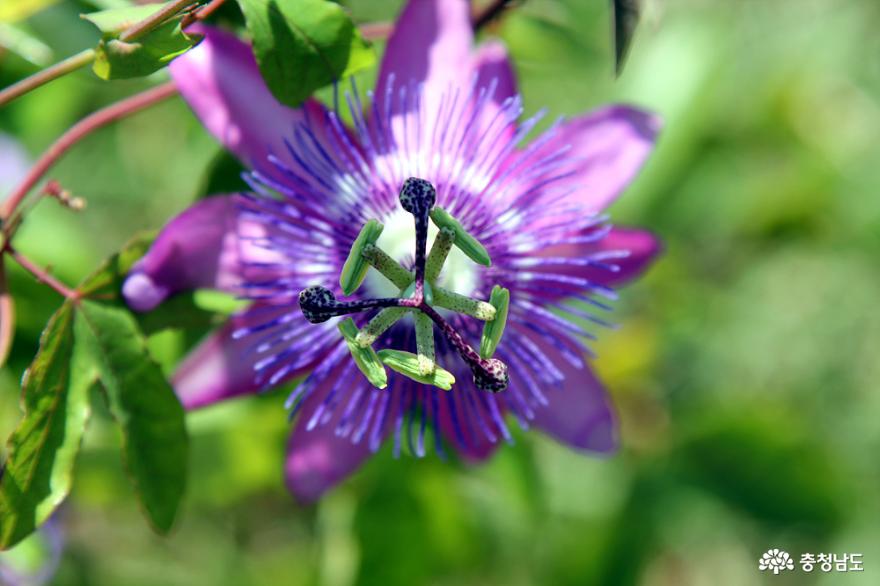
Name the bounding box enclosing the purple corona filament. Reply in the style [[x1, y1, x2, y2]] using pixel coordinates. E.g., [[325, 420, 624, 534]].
[[298, 177, 510, 392]]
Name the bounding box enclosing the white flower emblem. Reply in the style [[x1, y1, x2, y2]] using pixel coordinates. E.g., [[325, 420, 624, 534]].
[[759, 549, 795, 574]]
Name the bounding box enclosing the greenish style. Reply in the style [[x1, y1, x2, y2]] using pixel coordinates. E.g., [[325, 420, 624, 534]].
[[377, 349, 455, 391], [82, 4, 201, 80], [429, 206, 492, 267], [338, 318, 387, 389], [236, 0, 376, 107], [340, 219, 384, 295], [480, 285, 510, 359]]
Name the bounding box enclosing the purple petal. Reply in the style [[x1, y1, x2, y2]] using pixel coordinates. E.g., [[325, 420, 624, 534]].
[[541, 105, 661, 213], [169, 25, 332, 173], [377, 0, 473, 101], [517, 325, 619, 453], [473, 41, 519, 141], [526, 226, 661, 294], [173, 304, 324, 409], [285, 364, 389, 502], [436, 389, 500, 462], [123, 195, 287, 311], [591, 227, 660, 286]]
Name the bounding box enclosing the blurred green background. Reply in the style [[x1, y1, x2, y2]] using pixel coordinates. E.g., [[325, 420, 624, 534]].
[[2, 0, 880, 584]]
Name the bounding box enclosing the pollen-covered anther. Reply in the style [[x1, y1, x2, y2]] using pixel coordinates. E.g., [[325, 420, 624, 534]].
[[398, 177, 436, 216], [472, 358, 509, 393], [298, 285, 337, 324]]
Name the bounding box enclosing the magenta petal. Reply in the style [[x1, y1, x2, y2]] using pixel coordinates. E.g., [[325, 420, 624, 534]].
[[122, 195, 288, 311], [285, 364, 387, 503], [173, 304, 321, 409], [519, 326, 619, 453], [377, 0, 473, 98], [527, 226, 661, 296], [473, 41, 518, 141], [123, 197, 240, 311], [547, 105, 661, 213], [169, 25, 331, 172], [592, 227, 661, 286]]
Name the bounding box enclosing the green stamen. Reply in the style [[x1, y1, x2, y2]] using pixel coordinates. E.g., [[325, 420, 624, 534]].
[[480, 285, 510, 359], [414, 312, 436, 376], [433, 287, 496, 320], [362, 243, 413, 289], [425, 227, 455, 282], [378, 349, 455, 390], [356, 307, 410, 347], [338, 318, 388, 389], [429, 206, 492, 267], [340, 219, 384, 295]]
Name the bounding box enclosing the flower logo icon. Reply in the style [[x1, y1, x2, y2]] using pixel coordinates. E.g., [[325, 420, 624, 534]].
[[759, 549, 795, 574]]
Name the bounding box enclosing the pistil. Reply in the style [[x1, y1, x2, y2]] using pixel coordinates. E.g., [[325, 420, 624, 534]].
[[297, 177, 511, 393]]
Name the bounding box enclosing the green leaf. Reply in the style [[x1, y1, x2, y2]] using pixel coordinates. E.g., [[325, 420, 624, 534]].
[[82, 3, 202, 80], [74, 300, 187, 534], [236, 0, 376, 106], [611, 0, 640, 75], [0, 303, 95, 550]]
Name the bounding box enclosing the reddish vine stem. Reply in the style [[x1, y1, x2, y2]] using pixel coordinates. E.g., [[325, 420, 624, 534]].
[[0, 260, 14, 365], [0, 82, 179, 224], [181, 0, 228, 28], [0, 49, 96, 108], [120, 0, 200, 42], [5, 248, 77, 300]]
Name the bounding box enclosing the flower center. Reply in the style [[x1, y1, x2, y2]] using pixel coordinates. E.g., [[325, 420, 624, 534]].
[[366, 208, 478, 299], [298, 178, 511, 393]]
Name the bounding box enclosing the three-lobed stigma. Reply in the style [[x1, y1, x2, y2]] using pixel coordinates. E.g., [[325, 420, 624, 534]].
[[297, 178, 511, 393]]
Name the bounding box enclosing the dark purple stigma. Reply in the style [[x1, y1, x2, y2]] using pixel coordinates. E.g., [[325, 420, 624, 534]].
[[398, 177, 436, 216], [299, 285, 401, 324]]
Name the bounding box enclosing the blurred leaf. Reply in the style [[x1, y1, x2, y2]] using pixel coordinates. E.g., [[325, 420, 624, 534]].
[[0, 0, 61, 23], [611, 0, 640, 74], [82, 3, 202, 80], [236, 0, 375, 106], [677, 411, 848, 534], [73, 300, 187, 534], [0, 303, 94, 550], [0, 23, 53, 66]]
